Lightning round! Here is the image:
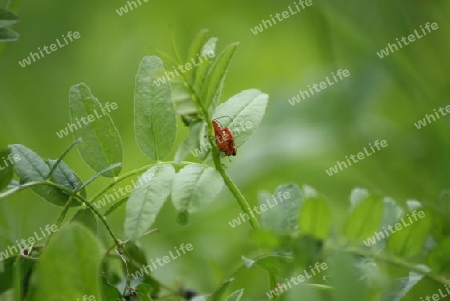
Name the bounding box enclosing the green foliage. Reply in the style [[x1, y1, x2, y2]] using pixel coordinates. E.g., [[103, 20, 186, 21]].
[[48, 159, 86, 198], [8, 144, 80, 207], [299, 195, 332, 240], [0, 148, 13, 191], [0, 9, 19, 42], [134, 56, 177, 161], [1, 28, 449, 301], [171, 164, 223, 214], [344, 195, 384, 243], [26, 224, 104, 301], [124, 164, 175, 239], [71, 208, 97, 234], [69, 83, 122, 177], [224, 288, 244, 301]]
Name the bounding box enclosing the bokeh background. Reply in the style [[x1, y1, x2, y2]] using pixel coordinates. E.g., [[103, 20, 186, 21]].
[[1, 0, 449, 299]]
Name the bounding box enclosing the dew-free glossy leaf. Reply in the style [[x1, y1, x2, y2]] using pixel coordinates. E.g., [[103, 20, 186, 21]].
[[213, 89, 269, 148], [8, 144, 79, 207], [26, 224, 104, 301], [171, 164, 223, 213], [69, 83, 122, 177], [124, 164, 175, 239], [134, 56, 177, 160]]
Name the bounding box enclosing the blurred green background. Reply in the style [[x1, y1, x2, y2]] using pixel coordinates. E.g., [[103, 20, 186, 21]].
[[1, 0, 449, 299]]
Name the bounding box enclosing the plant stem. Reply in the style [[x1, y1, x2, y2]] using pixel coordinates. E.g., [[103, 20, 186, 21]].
[[0, 180, 122, 247], [82, 199, 121, 247], [0, 0, 22, 61], [175, 66, 261, 231], [208, 136, 261, 230]]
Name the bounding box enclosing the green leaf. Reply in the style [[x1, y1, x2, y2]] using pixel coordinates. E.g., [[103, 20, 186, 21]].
[[176, 210, 189, 226], [258, 191, 282, 231], [0, 28, 19, 42], [277, 184, 302, 231], [174, 121, 204, 163], [428, 238, 450, 275], [124, 240, 148, 273], [136, 283, 153, 301], [193, 37, 218, 90], [171, 164, 223, 213], [396, 277, 443, 301], [379, 274, 421, 301], [26, 223, 104, 301], [100, 276, 121, 301], [201, 43, 238, 110], [259, 184, 301, 234], [48, 159, 86, 198], [387, 209, 432, 257], [134, 56, 177, 160], [0, 257, 16, 294], [70, 208, 97, 234], [253, 255, 292, 276], [0, 9, 19, 28], [186, 29, 209, 81], [0, 148, 13, 191], [8, 144, 80, 207], [330, 251, 366, 301], [172, 83, 198, 120], [69, 83, 122, 177], [344, 195, 384, 243], [299, 195, 332, 240], [124, 164, 175, 239], [211, 278, 234, 301], [249, 230, 279, 248], [213, 89, 269, 148], [12, 256, 36, 299], [225, 288, 244, 301]]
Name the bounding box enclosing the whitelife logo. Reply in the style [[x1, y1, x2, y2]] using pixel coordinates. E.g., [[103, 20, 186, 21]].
[[56, 102, 118, 139], [228, 191, 291, 228], [250, 0, 313, 35], [18, 31, 81, 68], [363, 210, 425, 247], [92, 171, 154, 210], [115, 0, 149, 16], [325, 140, 388, 176], [0, 224, 58, 261], [153, 50, 215, 87], [414, 105, 450, 129], [288, 69, 350, 106], [266, 261, 328, 298], [131, 243, 193, 279], [376, 22, 438, 58], [420, 285, 450, 301], [0, 152, 21, 171]]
